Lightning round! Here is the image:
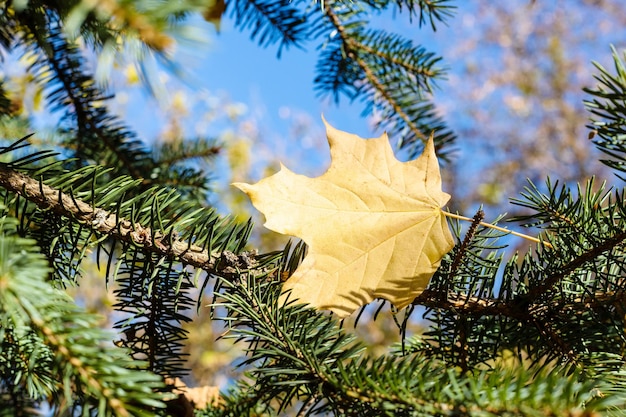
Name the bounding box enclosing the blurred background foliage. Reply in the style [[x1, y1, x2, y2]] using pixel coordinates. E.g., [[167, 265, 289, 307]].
[[439, 1, 626, 219]]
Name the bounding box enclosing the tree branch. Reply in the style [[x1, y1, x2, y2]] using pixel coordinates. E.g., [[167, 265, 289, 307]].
[[0, 164, 251, 275], [414, 284, 626, 322], [20, 11, 150, 180], [526, 232, 626, 300], [323, 5, 430, 145]]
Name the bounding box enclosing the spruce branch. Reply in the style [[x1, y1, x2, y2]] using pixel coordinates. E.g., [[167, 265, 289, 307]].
[[409, 0, 456, 30], [113, 256, 195, 377], [0, 223, 165, 416], [584, 46, 626, 175], [154, 138, 221, 166], [414, 179, 626, 365], [526, 230, 626, 301], [227, 0, 309, 55], [313, 2, 455, 158], [0, 164, 253, 276], [217, 272, 436, 414], [413, 246, 626, 320], [213, 267, 617, 415], [323, 5, 429, 145], [16, 9, 179, 187]]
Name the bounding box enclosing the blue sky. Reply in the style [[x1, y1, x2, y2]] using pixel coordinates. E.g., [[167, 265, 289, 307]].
[[177, 7, 457, 139]]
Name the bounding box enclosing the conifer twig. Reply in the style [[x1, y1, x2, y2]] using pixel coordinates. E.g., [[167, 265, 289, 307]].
[[414, 288, 626, 321], [0, 164, 252, 275], [323, 3, 430, 145]]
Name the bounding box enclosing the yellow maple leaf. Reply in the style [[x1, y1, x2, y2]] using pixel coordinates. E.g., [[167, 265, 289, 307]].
[[234, 120, 455, 317]]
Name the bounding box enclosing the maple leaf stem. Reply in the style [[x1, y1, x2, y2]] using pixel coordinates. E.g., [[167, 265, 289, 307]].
[[443, 211, 554, 248]]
